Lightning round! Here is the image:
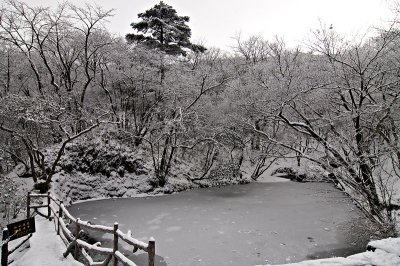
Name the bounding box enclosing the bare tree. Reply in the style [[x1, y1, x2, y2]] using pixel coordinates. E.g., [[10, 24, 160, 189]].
[[234, 34, 270, 64], [243, 27, 400, 228], [144, 48, 232, 186], [96, 44, 162, 145], [0, 95, 102, 190], [0, 1, 114, 115]]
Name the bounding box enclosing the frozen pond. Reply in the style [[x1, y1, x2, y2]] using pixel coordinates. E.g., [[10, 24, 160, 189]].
[[68, 179, 370, 266]]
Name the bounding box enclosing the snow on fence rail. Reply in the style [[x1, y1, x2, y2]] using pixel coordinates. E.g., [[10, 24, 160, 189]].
[[26, 192, 155, 266], [1, 231, 33, 266]]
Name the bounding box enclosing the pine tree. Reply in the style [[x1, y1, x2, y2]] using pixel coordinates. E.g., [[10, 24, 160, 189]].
[[126, 1, 206, 56]]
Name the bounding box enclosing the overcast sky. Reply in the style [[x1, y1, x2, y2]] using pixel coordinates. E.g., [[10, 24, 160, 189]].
[[26, 0, 394, 50]]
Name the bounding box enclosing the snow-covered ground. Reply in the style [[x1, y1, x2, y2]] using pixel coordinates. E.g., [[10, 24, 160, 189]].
[[262, 238, 400, 266], [5, 216, 83, 266]]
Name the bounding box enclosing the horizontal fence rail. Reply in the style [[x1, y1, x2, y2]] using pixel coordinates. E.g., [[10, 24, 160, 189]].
[[1, 230, 33, 266], [26, 192, 155, 266]]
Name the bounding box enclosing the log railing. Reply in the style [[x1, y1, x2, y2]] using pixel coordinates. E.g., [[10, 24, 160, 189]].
[[1, 231, 33, 266], [27, 192, 155, 266]]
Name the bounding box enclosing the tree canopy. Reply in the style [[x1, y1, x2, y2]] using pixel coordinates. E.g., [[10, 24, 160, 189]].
[[126, 1, 206, 56]]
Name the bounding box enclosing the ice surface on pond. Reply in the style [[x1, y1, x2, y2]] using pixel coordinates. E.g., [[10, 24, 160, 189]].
[[69, 179, 371, 266]]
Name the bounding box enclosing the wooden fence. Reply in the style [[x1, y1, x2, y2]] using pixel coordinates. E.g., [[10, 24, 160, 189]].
[[1, 230, 32, 266], [25, 192, 155, 266]]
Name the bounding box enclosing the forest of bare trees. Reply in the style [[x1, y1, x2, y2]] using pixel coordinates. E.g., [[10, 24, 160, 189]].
[[1, 0, 400, 233]]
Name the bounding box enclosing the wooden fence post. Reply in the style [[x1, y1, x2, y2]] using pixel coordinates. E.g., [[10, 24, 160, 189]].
[[1, 228, 9, 266], [75, 218, 81, 259], [47, 192, 51, 219], [26, 192, 31, 218], [57, 201, 63, 235], [113, 223, 118, 266], [148, 237, 155, 266]]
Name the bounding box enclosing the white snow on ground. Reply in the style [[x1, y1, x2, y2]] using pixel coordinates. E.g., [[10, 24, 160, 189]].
[[348, 249, 400, 265], [6, 216, 83, 266], [258, 257, 368, 266], [259, 241, 400, 266], [368, 237, 400, 256], [257, 174, 290, 183]]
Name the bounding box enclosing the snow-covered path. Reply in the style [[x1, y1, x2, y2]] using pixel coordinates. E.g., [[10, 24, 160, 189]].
[[69, 179, 371, 266], [6, 216, 83, 266]]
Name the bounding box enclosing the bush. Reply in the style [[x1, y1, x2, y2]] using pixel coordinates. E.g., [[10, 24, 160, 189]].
[[34, 181, 49, 193], [271, 167, 306, 182], [0, 175, 27, 226], [59, 139, 149, 177]]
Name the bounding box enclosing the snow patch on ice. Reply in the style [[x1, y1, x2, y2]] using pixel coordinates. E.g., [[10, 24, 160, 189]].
[[260, 238, 400, 266]]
